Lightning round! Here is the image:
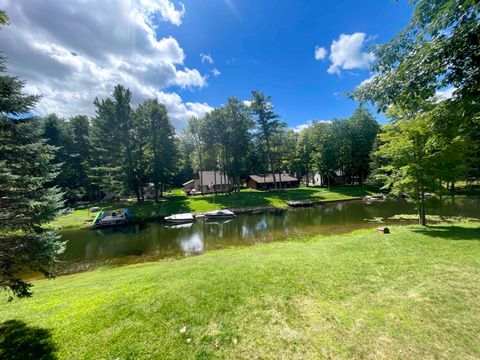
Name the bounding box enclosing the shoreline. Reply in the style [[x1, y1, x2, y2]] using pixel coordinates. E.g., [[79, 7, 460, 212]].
[[62, 196, 367, 230], [51, 187, 375, 230]]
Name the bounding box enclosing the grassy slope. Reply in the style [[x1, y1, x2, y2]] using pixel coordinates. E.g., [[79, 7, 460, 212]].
[[1, 222, 479, 359], [50, 186, 374, 229]]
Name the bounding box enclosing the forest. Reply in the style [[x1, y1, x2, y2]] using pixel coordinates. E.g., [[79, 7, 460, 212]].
[[38, 87, 382, 202]]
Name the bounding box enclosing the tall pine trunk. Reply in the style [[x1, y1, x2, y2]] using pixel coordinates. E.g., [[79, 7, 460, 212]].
[[266, 138, 276, 191]]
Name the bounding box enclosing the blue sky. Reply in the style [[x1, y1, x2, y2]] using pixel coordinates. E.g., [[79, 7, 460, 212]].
[[1, 0, 413, 128], [169, 0, 413, 128]]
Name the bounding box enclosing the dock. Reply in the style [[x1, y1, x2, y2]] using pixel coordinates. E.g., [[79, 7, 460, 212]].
[[286, 197, 363, 207]]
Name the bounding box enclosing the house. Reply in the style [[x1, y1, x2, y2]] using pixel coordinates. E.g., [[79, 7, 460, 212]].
[[247, 173, 300, 190], [183, 171, 233, 195], [302, 170, 345, 186]]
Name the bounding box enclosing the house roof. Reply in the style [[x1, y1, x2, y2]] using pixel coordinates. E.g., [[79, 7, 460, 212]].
[[198, 171, 230, 185], [248, 174, 299, 184]]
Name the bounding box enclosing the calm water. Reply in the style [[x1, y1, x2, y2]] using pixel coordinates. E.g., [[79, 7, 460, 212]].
[[60, 198, 480, 270]]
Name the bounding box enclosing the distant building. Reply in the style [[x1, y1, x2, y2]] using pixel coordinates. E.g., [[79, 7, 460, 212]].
[[247, 174, 300, 190], [302, 170, 345, 186], [183, 171, 233, 195]]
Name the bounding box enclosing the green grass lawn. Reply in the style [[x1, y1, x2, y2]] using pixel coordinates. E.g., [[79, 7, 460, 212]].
[[49, 186, 375, 229], [1, 222, 479, 359]]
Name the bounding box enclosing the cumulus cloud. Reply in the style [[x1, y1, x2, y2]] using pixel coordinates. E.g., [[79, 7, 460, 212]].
[[314, 46, 327, 60], [327, 33, 375, 75], [200, 53, 214, 64], [0, 0, 211, 127], [211, 68, 221, 77]]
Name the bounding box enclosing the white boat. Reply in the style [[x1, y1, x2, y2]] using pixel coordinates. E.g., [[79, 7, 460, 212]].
[[204, 209, 235, 220], [91, 208, 132, 229], [164, 213, 195, 223]]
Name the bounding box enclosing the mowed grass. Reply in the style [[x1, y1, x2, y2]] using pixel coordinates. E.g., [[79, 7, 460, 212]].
[[50, 186, 374, 229], [1, 222, 480, 359]]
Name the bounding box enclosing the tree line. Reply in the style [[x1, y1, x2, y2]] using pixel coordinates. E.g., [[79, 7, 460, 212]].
[[40, 86, 177, 203], [39, 88, 381, 201], [182, 102, 380, 193]]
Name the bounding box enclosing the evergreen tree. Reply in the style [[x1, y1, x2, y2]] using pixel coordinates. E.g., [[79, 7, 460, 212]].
[[250, 91, 285, 189], [90, 85, 142, 200], [69, 115, 96, 199], [136, 99, 176, 200], [42, 114, 83, 202], [0, 12, 64, 297]]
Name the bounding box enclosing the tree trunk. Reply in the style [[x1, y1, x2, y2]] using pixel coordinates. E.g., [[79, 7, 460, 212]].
[[418, 186, 426, 226], [213, 147, 217, 196], [196, 139, 204, 195], [265, 138, 276, 191], [418, 205, 426, 226]]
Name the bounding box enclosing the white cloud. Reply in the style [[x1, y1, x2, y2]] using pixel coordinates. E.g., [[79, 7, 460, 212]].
[[293, 120, 332, 133], [243, 100, 251, 107], [139, 0, 186, 26], [436, 87, 456, 100], [211, 68, 221, 77], [327, 33, 375, 75], [185, 102, 214, 118], [293, 123, 310, 133], [314, 46, 327, 60], [0, 0, 210, 128], [200, 53, 214, 64]]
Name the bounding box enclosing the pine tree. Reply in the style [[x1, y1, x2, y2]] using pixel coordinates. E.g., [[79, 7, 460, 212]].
[[250, 91, 285, 190], [90, 85, 142, 200], [136, 99, 176, 200], [0, 13, 64, 297]]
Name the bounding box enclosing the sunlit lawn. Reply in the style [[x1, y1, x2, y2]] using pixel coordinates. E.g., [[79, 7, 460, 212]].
[[49, 186, 375, 229], [1, 222, 479, 359]]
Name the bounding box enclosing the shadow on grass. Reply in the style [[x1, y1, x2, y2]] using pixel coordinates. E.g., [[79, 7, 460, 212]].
[[412, 225, 480, 241], [0, 320, 56, 360]]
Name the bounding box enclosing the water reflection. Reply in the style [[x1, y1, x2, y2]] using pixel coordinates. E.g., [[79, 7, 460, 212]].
[[60, 198, 480, 268], [178, 232, 204, 256]]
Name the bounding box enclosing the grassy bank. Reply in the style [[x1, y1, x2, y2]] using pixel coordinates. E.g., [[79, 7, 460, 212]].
[[1, 222, 479, 359], [50, 186, 375, 229]]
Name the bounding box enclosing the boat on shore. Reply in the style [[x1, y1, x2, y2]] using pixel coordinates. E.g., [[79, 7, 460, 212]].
[[165, 213, 195, 224], [91, 208, 132, 229], [204, 209, 236, 220]]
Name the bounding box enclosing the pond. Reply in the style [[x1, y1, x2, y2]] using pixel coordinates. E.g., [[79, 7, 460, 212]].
[[59, 197, 480, 272]]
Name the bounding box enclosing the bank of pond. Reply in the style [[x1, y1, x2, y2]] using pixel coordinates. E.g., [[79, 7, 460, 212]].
[[57, 197, 480, 274]]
